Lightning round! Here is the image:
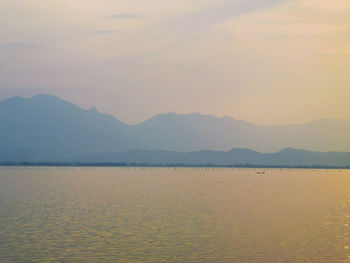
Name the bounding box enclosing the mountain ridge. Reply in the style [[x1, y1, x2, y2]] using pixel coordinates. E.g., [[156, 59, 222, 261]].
[[3, 94, 349, 126], [76, 148, 350, 166], [0, 94, 349, 162]]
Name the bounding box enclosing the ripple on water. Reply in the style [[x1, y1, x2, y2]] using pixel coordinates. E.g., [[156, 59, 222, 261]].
[[0, 167, 350, 262]]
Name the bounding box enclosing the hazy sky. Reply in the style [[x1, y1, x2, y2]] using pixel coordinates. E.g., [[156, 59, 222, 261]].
[[1, 0, 349, 124]]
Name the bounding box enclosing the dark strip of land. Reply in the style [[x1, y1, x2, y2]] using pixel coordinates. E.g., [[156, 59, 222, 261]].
[[0, 162, 349, 169]]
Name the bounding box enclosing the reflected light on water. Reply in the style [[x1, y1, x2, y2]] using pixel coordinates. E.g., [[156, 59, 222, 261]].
[[0, 167, 349, 262]]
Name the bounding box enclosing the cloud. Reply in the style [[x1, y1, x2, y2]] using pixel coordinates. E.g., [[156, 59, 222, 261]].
[[92, 30, 118, 35], [163, 0, 291, 37], [106, 14, 141, 19], [0, 42, 42, 52]]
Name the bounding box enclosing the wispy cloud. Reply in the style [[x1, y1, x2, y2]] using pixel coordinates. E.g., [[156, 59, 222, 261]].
[[0, 42, 42, 51], [92, 30, 118, 35], [163, 0, 291, 38], [106, 14, 141, 20]]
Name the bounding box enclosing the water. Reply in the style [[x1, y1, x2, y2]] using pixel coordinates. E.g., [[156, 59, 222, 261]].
[[0, 167, 349, 262]]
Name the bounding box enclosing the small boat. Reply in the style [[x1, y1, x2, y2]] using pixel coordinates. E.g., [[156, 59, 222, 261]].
[[256, 171, 265, 174]]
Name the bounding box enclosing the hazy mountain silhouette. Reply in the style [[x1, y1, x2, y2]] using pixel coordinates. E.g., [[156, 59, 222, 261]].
[[77, 148, 350, 166], [0, 95, 140, 161], [134, 113, 350, 152], [0, 95, 349, 162]]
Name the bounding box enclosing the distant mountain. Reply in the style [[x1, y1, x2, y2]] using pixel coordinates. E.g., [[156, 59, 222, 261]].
[[134, 113, 350, 152], [0, 95, 349, 162], [0, 95, 140, 161], [77, 148, 350, 167]]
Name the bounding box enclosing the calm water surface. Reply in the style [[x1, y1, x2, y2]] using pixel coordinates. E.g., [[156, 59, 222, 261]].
[[0, 167, 349, 262]]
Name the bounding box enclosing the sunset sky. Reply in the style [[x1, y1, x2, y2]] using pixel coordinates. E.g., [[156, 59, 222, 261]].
[[1, 0, 349, 125]]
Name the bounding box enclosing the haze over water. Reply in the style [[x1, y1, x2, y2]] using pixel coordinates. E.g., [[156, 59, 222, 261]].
[[0, 167, 349, 262]]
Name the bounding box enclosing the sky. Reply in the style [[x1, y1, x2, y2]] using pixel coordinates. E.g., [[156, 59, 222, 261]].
[[0, 0, 349, 125]]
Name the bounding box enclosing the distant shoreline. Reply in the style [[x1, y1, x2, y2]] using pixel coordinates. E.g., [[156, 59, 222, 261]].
[[1, 162, 349, 170]]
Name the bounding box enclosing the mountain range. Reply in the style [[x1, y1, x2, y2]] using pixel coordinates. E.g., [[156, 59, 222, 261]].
[[77, 148, 350, 167], [0, 94, 349, 165]]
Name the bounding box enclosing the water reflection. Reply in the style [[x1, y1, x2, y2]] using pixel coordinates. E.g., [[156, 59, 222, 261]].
[[0, 167, 349, 262]]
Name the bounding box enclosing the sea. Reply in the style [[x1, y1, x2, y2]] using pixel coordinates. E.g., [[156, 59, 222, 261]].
[[0, 167, 349, 262]]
